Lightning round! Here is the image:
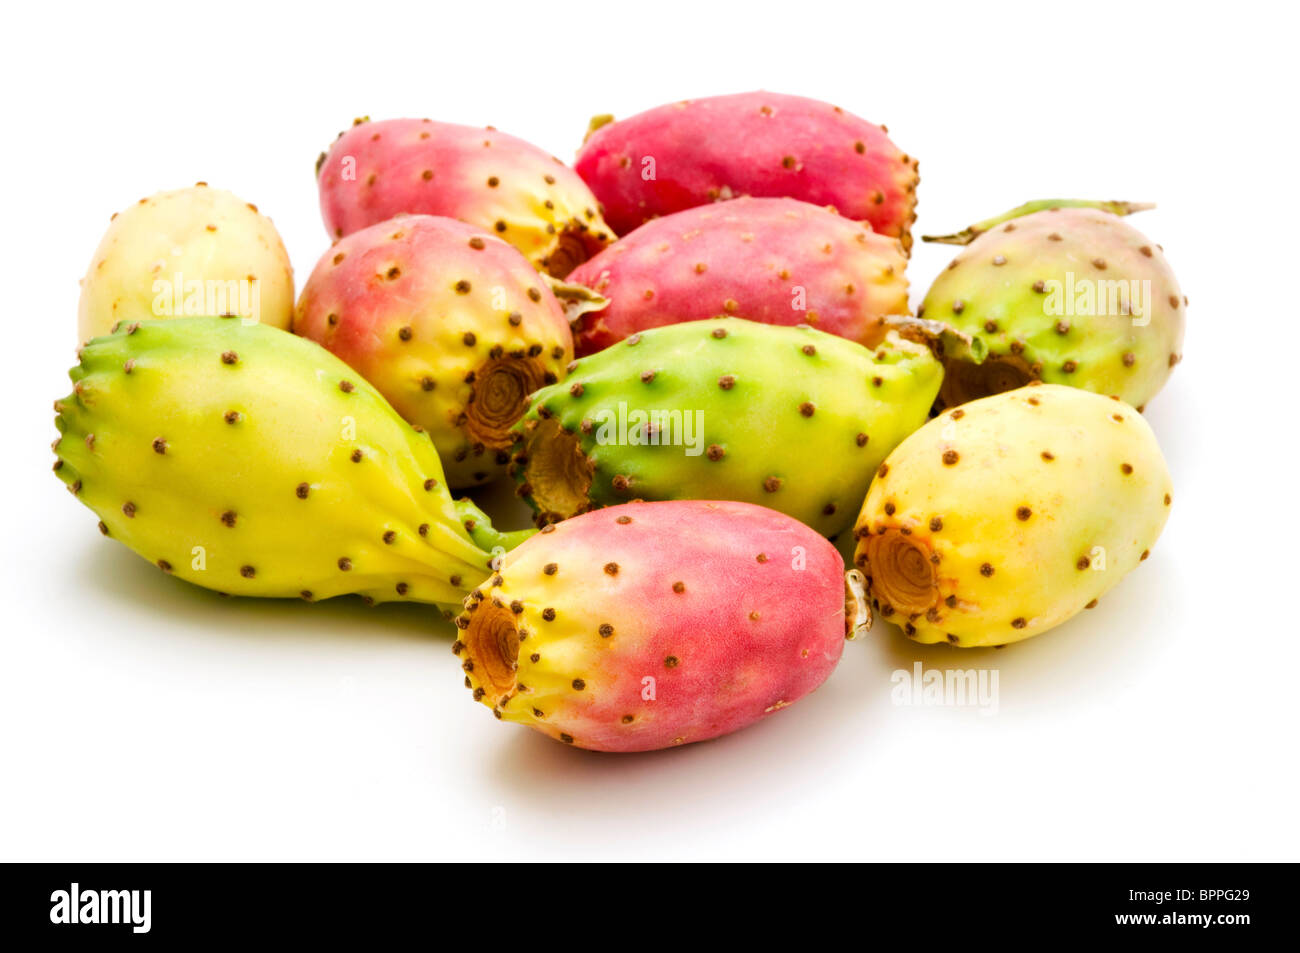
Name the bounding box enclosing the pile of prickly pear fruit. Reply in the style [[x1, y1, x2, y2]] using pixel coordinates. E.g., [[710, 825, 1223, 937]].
[[56, 91, 1182, 753]]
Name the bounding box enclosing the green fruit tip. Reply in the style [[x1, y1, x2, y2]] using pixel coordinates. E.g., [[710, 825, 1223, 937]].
[[922, 199, 1157, 246], [584, 113, 615, 143]]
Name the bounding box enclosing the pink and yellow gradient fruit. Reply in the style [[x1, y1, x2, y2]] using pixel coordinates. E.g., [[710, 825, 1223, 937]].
[[455, 500, 870, 752], [293, 215, 574, 487], [316, 117, 611, 277]]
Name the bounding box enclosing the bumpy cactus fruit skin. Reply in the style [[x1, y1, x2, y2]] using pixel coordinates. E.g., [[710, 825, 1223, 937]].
[[293, 215, 574, 487], [78, 184, 294, 343], [53, 318, 517, 613], [853, 384, 1173, 647], [564, 197, 909, 356], [455, 500, 868, 752], [510, 318, 942, 537], [575, 91, 919, 250], [919, 201, 1185, 410], [316, 117, 612, 277]]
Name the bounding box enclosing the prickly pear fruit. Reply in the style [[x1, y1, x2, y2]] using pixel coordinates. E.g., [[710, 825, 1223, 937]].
[[918, 200, 1185, 410], [316, 117, 612, 277], [563, 197, 909, 356], [292, 215, 574, 488], [510, 318, 943, 537], [575, 91, 919, 250], [456, 500, 870, 752], [78, 184, 294, 344], [853, 384, 1173, 647], [53, 318, 522, 613]]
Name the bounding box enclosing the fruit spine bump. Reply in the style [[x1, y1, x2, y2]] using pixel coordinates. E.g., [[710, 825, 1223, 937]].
[[918, 199, 1185, 410], [53, 318, 520, 613], [564, 196, 910, 356], [455, 500, 867, 752], [853, 384, 1173, 647], [293, 215, 576, 488], [575, 91, 919, 251], [509, 318, 943, 538], [78, 183, 295, 344], [316, 117, 612, 277]]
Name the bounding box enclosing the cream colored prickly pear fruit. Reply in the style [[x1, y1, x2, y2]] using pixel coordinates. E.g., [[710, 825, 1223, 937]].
[[78, 184, 294, 343]]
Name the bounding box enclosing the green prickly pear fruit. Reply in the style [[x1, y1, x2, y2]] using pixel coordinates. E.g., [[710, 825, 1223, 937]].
[[53, 318, 523, 613], [919, 200, 1184, 410], [509, 317, 946, 537], [454, 497, 535, 553], [853, 384, 1173, 647]]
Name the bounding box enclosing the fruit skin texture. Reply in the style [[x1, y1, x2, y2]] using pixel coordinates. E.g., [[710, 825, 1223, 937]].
[[78, 185, 294, 343], [853, 384, 1173, 647], [293, 215, 573, 487], [575, 91, 919, 250], [455, 500, 848, 752], [919, 205, 1185, 409], [565, 197, 909, 356], [510, 318, 942, 538], [317, 117, 612, 277], [53, 318, 513, 614]]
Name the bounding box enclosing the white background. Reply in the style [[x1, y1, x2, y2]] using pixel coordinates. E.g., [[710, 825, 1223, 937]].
[[2, 1, 1296, 861]]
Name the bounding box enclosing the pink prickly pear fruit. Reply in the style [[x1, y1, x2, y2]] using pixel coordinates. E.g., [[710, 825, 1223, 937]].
[[564, 197, 910, 356], [293, 215, 574, 488], [316, 117, 612, 277], [455, 500, 871, 752], [575, 91, 919, 251]]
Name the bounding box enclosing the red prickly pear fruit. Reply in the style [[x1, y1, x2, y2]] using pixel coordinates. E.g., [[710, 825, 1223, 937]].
[[293, 215, 574, 488], [575, 91, 919, 250], [455, 500, 871, 752], [563, 197, 910, 356], [316, 117, 612, 277]]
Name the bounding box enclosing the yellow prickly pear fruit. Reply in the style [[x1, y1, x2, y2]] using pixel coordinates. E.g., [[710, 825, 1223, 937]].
[[854, 384, 1172, 646], [53, 318, 522, 613]]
